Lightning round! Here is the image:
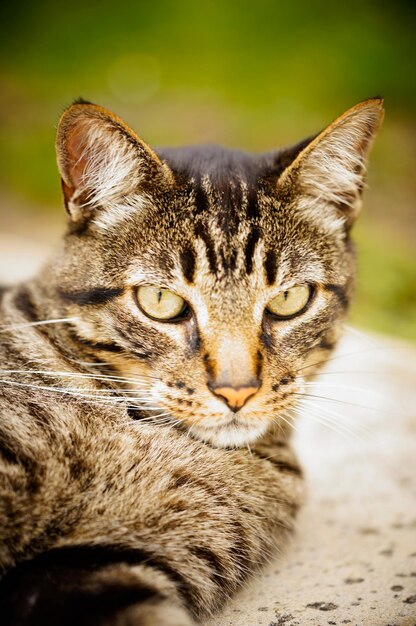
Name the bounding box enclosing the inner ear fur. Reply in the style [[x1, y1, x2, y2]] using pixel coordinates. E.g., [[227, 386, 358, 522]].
[[278, 98, 384, 226], [56, 101, 173, 222]]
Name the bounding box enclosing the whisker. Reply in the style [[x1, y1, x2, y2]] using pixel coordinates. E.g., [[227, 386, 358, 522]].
[[21, 354, 115, 369], [0, 317, 78, 333], [304, 370, 387, 378], [303, 381, 383, 395], [0, 369, 155, 385], [302, 382, 395, 411], [297, 397, 371, 432], [274, 413, 287, 438], [295, 402, 367, 442], [292, 392, 398, 416], [344, 325, 380, 344], [297, 399, 372, 437], [277, 411, 301, 436], [0, 378, 161, 411], [296, 345, 402, 374], [187, 421, 202, 441]]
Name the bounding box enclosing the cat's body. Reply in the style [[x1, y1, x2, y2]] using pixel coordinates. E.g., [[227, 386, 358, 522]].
[[0, 287, 302, 625], [0, 98, 383, 625]]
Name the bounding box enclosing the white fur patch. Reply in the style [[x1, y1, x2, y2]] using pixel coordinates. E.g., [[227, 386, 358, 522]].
[[82, 123, 142, 205], [192, 419, 269, 448]]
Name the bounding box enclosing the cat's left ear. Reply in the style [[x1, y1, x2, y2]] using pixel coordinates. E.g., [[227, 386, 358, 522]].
[[277, 98, 384, 229], [56, 100, 173, 227]]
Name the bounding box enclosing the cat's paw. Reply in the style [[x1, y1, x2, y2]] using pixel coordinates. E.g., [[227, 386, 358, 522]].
[[106, 599, 196, 626]]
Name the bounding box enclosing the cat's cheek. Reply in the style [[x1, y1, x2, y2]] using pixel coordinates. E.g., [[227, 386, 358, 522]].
[[109, 357, 153, 383]]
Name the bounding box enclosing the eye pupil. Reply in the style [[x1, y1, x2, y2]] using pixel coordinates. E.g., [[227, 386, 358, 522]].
[[157, 290, 162, 303]]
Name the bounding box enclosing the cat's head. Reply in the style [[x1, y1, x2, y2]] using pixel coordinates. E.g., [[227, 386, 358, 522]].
[[50, 98, 383, 447]]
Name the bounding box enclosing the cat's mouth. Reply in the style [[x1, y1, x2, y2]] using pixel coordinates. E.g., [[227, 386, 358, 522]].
[[188, 417, 269, 448], [174, 386, 298, 448], [127, 404, 268, 447]]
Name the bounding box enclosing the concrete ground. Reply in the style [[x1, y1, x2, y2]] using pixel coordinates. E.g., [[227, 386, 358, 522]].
[[1, 231, 415, 626]]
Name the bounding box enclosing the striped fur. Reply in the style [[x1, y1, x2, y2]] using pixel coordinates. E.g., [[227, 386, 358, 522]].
[[0, 98, 383, 624]]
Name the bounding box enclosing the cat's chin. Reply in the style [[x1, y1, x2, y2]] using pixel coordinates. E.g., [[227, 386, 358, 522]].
[[189, 420, 269, 448]]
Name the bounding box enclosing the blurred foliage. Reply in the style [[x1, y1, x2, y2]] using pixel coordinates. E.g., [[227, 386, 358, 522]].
[[351, 219, 416, 341], [0, 0, 415, 340]]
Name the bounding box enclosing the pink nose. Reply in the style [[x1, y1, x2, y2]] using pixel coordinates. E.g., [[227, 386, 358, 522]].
[[210, 385, 259, 411]]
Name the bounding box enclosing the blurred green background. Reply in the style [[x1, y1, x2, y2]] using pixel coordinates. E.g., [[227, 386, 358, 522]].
[[1, 0, 415, 339]]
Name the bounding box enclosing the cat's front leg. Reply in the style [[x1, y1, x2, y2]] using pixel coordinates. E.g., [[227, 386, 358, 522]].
[[0, 418, 303, 626], [0, 550, 195, 626]]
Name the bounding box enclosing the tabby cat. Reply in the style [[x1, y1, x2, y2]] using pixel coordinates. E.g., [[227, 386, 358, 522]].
[[0, 98, 383, 625]]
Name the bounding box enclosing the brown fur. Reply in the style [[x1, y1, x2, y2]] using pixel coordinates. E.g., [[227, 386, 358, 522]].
[[0, 98, 383, 624]]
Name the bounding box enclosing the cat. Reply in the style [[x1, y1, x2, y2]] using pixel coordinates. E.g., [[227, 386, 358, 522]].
[[0, 97, 383, 625]]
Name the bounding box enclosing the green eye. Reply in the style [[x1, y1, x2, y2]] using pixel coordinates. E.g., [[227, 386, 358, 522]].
[[266, 285, 312, 319], [136, 286, 188, 321]]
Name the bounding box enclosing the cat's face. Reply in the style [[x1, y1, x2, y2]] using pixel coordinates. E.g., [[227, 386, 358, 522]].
[[51, 99, 383, 447]]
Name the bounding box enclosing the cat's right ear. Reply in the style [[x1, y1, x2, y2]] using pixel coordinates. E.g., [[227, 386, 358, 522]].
[[56, 101, 173, 228]]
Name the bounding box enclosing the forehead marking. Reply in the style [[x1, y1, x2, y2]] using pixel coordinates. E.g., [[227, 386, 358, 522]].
[[264, 250, 278, 285], [246, 186, 260, 219], [219, 248, 237, 272], [244, 227, 261, 275], [194, 179, 210, 214], [194, 221, 218, 275], [179, 246, 196, 284], [191, 176, 263, 278]]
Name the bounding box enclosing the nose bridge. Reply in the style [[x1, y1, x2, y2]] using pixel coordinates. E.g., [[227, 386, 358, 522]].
[[208, 328, 260, 388]]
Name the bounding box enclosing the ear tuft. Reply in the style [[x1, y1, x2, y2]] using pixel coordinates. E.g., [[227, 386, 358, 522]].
[[71, 97, 94, 106], [56, 102, 172, 227], [279, 98, 384, 229]]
